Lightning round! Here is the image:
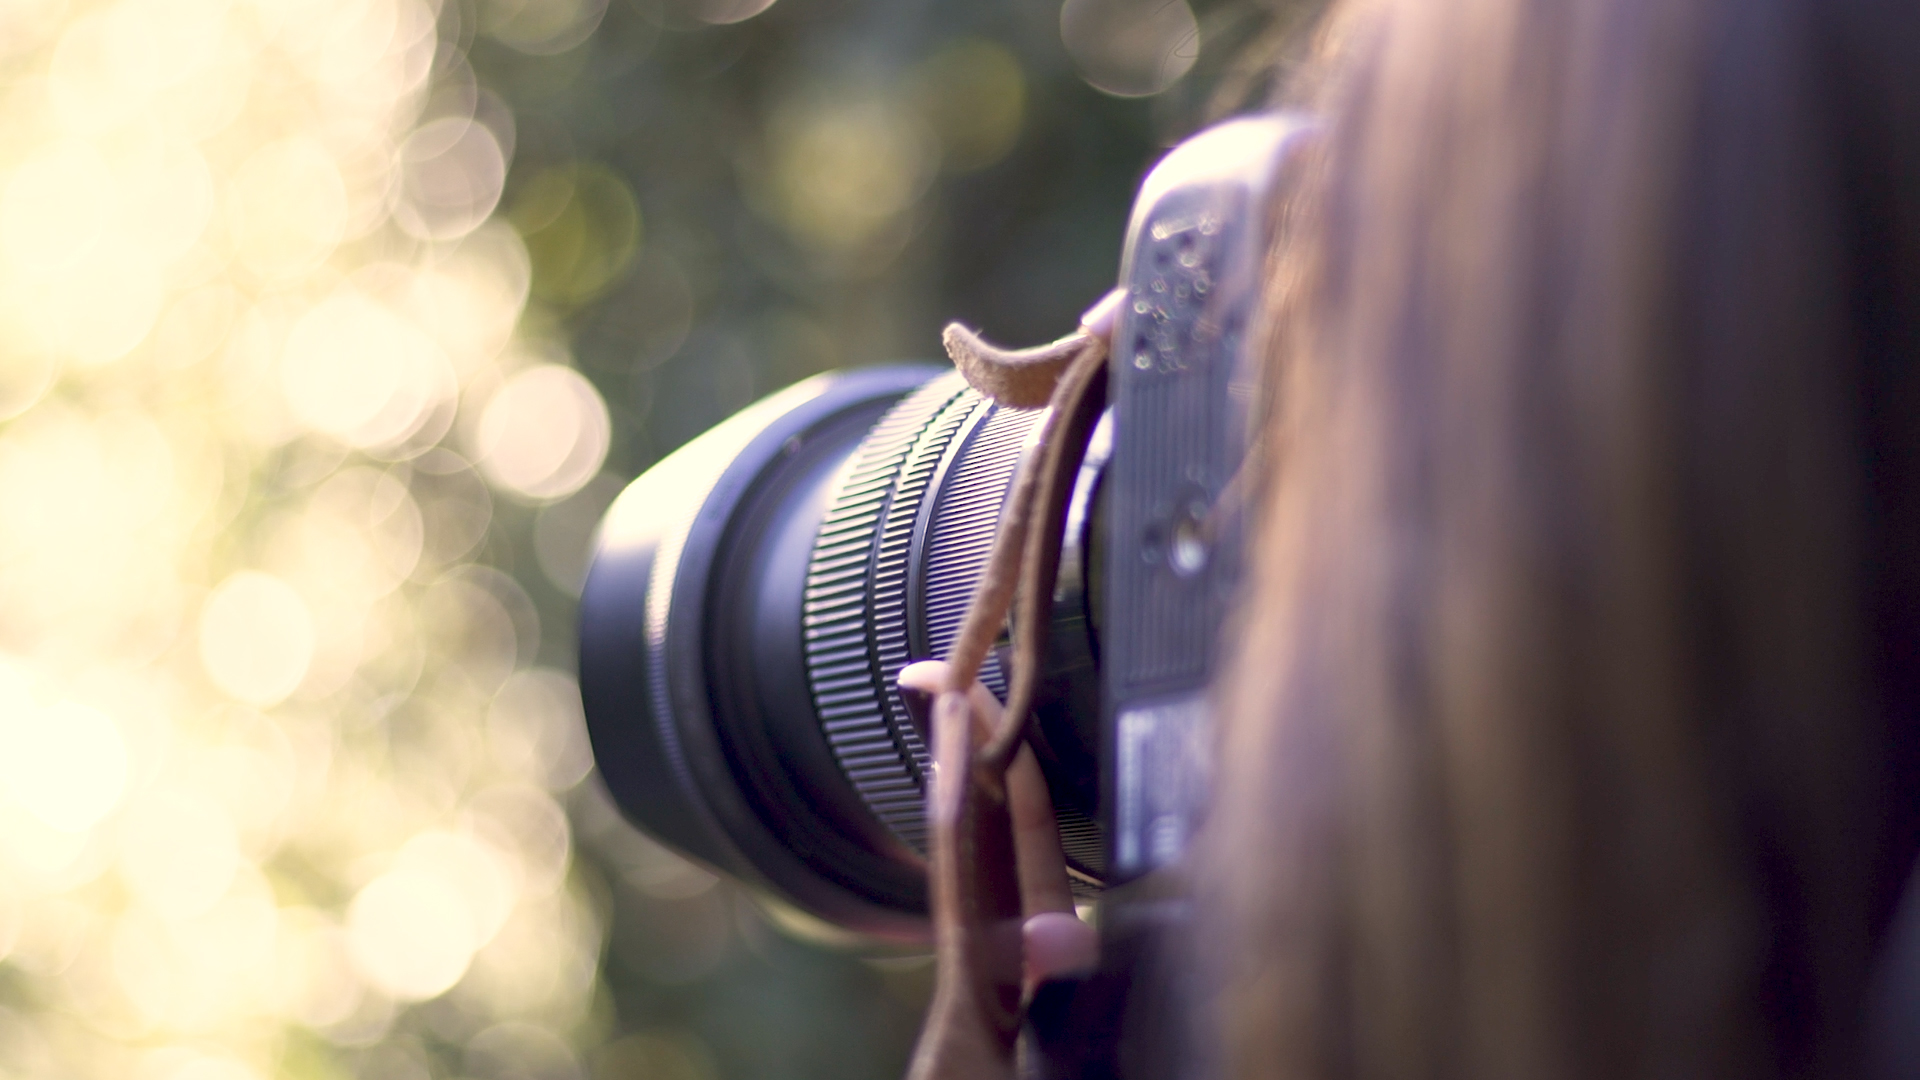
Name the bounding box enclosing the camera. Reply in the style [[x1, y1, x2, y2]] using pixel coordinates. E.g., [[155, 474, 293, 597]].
[[577, 113, 1310, 947]]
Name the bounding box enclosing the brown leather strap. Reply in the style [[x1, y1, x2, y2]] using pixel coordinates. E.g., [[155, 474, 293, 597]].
[[905, 690, 1025, 1080], [977, 340, 1108, 778], [943, 324, 1097, 410], [906, 325, 1111, 1080]]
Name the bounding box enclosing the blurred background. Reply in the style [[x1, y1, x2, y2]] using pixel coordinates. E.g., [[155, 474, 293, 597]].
[[0, 0, 1305, 1077]]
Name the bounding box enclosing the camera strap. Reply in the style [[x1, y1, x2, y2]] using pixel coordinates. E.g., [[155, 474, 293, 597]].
[[904, 318, 1111, 1080]]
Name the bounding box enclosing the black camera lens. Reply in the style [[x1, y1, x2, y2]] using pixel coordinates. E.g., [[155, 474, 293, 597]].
[[580, 365, 1103, 944]]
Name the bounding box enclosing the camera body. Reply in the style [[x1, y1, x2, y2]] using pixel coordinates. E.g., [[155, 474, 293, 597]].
[[577, 114, 1309, 948], [1098, 113, 1303, 883]]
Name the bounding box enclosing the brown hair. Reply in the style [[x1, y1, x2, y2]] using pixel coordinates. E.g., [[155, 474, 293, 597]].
[[1204, 0, 1920, 1076]]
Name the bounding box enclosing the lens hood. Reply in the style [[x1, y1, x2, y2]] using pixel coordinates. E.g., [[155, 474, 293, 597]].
[[580, 365, 942, 944]]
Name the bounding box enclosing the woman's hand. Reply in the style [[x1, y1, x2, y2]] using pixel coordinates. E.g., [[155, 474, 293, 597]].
[[898, 660, 1100, 987]]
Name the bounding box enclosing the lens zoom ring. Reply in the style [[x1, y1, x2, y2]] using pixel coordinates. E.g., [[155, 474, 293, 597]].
[[919, 403, 1038, 697], [803, 373, 978, 852], [919, 404, 1108, 889]]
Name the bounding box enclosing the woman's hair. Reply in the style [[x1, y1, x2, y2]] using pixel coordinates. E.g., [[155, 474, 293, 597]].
[[1204, 0, 1920, 1076]]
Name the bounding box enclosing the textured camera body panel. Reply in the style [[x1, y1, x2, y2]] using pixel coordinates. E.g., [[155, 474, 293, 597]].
[[1104, 114, 1314, 880]]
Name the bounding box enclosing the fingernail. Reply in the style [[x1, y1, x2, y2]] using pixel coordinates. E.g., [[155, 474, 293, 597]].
[[899, 686, 933, 741]]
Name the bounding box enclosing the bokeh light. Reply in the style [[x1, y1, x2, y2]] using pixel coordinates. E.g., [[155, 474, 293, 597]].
[[472, 363, 611, 501], [394, 119, 510, 242], [508, 163, 640, 308], [279, 290, 456, 449], [678, 0, 781, 25], [483, 0, 611, 54], [0, 0, 611, 1074], [0, 668, 129, 834], [199, 572, 315, 707], [758, 94, 936, 255], [346, 829, 515, 1001], [911, 39, 1028, 173], [1061, 0, 1202, 98]]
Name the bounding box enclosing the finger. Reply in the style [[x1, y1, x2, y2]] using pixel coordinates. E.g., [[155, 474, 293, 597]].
[[1007, 741, 1075, 916], [898, 659, 1003, 742], [897, 661, 1076, 917], [1024, 910, 1100, 982], [897, 661, 948, 736]]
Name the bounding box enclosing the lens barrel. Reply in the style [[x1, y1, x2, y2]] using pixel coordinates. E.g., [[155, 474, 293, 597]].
[[581, 365, 1102, 943], [800, 374, 1106, 884]]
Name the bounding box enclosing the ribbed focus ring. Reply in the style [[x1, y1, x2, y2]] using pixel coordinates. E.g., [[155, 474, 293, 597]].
[[800, 372, 1102, 872], [802, 373, 983, 852]]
